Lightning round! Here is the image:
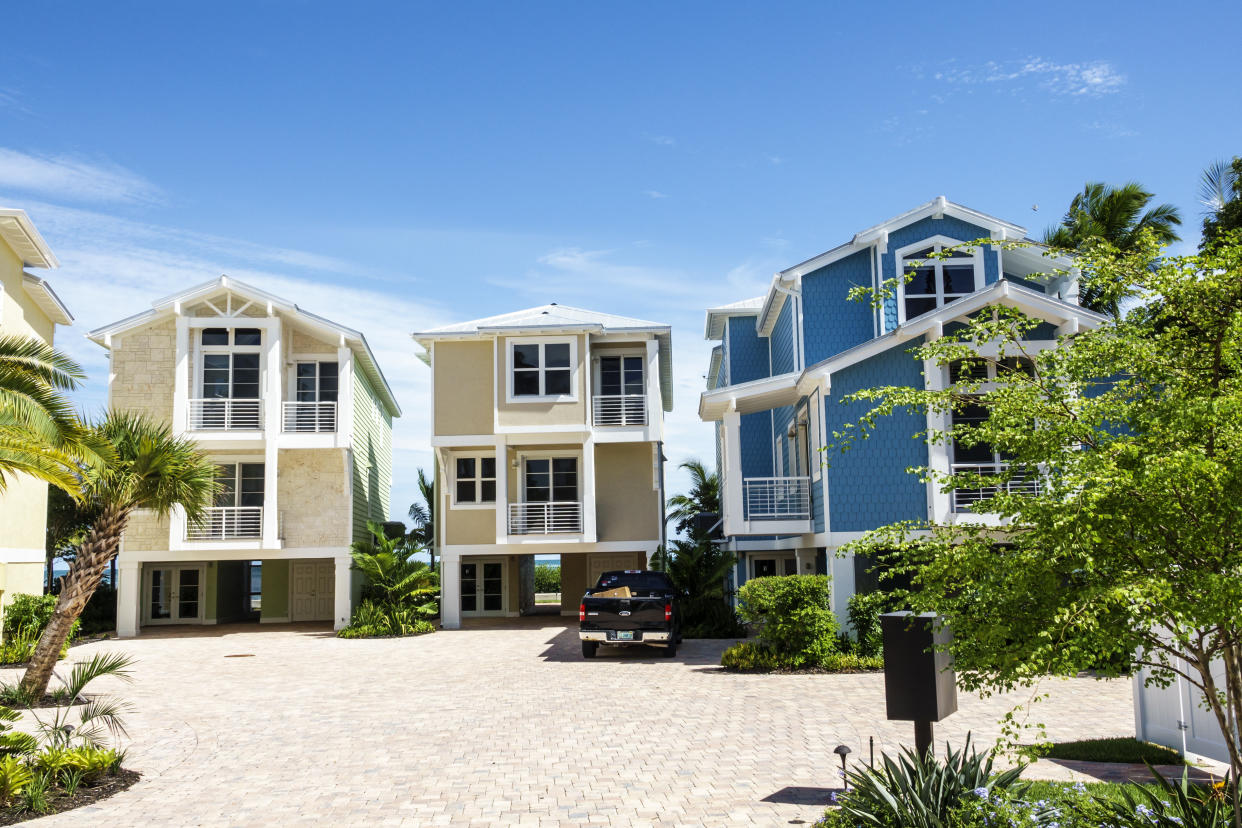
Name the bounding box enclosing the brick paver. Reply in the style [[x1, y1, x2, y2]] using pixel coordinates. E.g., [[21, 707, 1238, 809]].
[[15, 618, 1134, 826]]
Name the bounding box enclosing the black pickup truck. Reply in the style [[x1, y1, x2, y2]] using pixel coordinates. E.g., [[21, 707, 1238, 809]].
[[579, 570, 682, 658]]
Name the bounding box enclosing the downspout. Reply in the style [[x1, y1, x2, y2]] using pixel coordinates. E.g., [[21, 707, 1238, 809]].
[[656, 441, 667, 556]]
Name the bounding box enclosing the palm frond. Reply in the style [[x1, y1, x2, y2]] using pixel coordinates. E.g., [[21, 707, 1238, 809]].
[[1199, 158, 1240, 214], [63, 652, 135, 700]]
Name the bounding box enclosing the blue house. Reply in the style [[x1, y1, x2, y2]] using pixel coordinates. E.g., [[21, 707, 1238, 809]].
[[698, 197, 1105, 626]]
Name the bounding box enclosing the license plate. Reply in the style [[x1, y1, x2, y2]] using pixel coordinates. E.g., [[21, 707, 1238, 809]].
[[615, 631, 634, 641]]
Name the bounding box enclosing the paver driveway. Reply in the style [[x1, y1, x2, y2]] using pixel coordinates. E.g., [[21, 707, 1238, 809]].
[[18, 619, 1134, 827]]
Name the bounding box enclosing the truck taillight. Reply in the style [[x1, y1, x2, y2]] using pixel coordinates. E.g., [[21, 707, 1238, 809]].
[[664, 603, 672, 622], [579, 604, 586, 622]]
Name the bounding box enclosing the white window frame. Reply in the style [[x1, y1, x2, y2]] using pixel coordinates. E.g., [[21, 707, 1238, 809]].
[[749, 552, 797, 580], [213, 458, 267, 508], [517, 450, 581, 503], [592, 349, 646, 396], [895, 236, 984, 326], [450, 453, 498, 509], [287, 354, 340, 402], [505, 336, 578, 404], [194, 325, 264, 399]]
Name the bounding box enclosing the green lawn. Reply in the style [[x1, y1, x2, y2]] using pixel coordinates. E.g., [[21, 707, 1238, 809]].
[[1040, 736, 1184, 765]]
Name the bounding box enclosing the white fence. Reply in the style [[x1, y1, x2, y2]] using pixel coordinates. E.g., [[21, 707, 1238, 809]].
[[508, 502, 583, 534], [188, 398, 262, 431], [950, 463, 1040, 513], [593, 395, 647, 426], [1134, 659, 1232, 764], [283, 401, 337, 432], [186, 506, 263, 540], [743, 477, 811, 520]]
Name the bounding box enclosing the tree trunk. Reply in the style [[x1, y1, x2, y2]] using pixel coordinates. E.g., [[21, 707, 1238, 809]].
[[19, 505, 128, 698]]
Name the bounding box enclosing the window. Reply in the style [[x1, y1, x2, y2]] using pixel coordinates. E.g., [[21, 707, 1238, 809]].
[[202, 353, 260, 399], [949, 356, 1035, 385], [454, 456, 497, 505], [296, 362, 339, 402], [524, 457, 578, 502], [201, 327, 261, 347], [215, 463, 266, 507], [901, 243, 977, 322], [597, 355, 644, 396], [510, 340, 574, 400]]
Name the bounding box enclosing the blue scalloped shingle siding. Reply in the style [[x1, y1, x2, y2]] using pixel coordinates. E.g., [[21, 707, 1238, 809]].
[[727, 315, 769, 384], [740, 411, 773, 510], [878, 216, 998, 332], [771, 300, 796, 375], [825, 339, 928, 531], [802, 249, 876, 366]]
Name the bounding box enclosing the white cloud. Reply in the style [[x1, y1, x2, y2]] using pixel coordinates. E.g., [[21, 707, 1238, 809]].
[[764, 154, 784, 166], [931, 58, 1126, 98], [643, 190, 668, 199], [643, 134, 677, 146], [0, 148, 161, 204]]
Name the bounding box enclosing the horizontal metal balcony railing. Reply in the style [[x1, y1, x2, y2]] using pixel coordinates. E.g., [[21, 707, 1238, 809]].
[[508, 501, 583, 534], [951, 463, 1040, 513], [186, 506, 263, 541], [188, 398, 262, 431], [592, 394, 647, 426], [282, 401, 337, 433], [743, 476, 812, 520]]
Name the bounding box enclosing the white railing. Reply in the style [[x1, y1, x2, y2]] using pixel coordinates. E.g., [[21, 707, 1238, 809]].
[[188, 398, 262, 431], [283, 401, 337, 433], [951, 463, 1040, 513], [186, 506, 263, 540], [508, 502, 583, 534], [593, 395, 647, 426], [744, 477, 811, 520]]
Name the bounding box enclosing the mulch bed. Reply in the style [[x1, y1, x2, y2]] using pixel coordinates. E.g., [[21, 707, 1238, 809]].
[[0, 769, 140, 825]]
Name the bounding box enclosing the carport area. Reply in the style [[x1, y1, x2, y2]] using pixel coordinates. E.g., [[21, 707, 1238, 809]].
[[31, 620, 1137, 826]]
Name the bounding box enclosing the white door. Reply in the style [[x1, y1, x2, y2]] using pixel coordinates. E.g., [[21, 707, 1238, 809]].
[[460, 558, 506, 617], [291, 560, 334, 621], [145, 565, 205, 625]]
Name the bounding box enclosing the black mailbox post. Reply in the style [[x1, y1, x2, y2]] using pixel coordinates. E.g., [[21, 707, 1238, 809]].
[[881, 611, 957, 756]]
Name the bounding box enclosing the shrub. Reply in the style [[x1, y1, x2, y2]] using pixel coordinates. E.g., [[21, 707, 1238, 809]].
[[846, 590, 897, 657], [78, 586, 117, 636], [821, 735, 1025, 828], [735, 575, 837, 667], [0, 756, 32, 808], [1038, 736, 1184, 766], [534, 565, 561, 593], [337, 599, 435, 639], [1, 594, 78, 664], [1083, 768, 1235, 827]]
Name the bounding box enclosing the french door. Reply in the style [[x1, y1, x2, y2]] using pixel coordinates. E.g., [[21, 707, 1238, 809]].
[[460, 559, 505, 616], [145, 564, 206, 625]]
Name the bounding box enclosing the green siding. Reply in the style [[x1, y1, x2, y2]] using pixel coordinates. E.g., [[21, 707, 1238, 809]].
[[351, 368, 394, 542], [261, 559, 289, 619]]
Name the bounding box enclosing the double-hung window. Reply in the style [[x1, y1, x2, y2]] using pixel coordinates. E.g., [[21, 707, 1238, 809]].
[[193, 462, 264, 539], [901, 243, 978, 322], [524, 457, 578, 502], [455, 457, 497, 505], [196, 327, 262, 429], [288, 361, 339, 432], [510, 340, 574, 400], [295, 362, 339, 402]]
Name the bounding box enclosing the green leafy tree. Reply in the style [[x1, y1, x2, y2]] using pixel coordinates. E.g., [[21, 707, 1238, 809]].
[[1201, 156, 1242, 248], [44, 486, 100, 592], [665, 459, 719, 537], [0, 335, 106, 498], [664, 535, 742, 637], [838, 233, 1242, 823], [350, 521, 438, 614], [407, 467, 435, 570], [20, 412, 218, 697], [1043, 181, 1182, 317]]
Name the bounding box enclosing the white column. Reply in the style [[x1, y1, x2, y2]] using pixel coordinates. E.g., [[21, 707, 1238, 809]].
[[335, 345, 353, 447], [582, 436, 596, 542], [116, 560, 142, 637], [440, 550, 461, 629], [645, 339, 661, 438], [172, 317, 189, 434], [263, 319, 282, 548], [922, 325, 952, 524], [722, 406, 745, 536], [493, 441, 509, 541], [333, 554, 352, 630]]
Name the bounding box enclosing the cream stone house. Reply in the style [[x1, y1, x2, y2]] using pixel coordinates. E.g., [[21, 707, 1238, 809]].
[[0, 209, 73, 626], [89, 276, 400, 636], [413, 305, 671, 628]]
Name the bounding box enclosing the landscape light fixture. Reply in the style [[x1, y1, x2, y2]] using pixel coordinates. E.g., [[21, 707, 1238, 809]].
[[833, 744, 851, 790]]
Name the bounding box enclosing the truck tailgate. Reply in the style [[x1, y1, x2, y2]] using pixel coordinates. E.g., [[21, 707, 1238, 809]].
[[581, 596, 666, 630]]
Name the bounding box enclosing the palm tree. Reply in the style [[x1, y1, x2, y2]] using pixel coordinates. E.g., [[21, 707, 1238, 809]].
[[0, 334, 106, 498], [1200, 157, 1242, 247], [407, 467, 435, 570], [19, 412, 218, 697], [350, 521, 438, 613], [665, 459, 719, 537], [1043, 182, 1182, 317]]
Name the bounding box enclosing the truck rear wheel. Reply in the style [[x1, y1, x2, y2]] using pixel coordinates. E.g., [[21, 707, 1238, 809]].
[[582, 641, 598, 659], [662, 644, 677, 658]]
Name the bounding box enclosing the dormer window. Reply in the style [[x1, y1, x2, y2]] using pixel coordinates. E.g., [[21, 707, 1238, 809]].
[[901, 242, 979, 322]]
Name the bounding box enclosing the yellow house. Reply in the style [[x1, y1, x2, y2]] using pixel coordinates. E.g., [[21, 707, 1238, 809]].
[[89, 276, 400, 635], [0, 208, 74, 622], [413, 305, 672, 628]]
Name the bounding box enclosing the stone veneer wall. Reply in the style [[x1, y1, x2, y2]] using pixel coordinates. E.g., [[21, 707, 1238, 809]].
[[278, 448, 350, 548], [124, 511, 171, 553], [110, 318, 177, 425]]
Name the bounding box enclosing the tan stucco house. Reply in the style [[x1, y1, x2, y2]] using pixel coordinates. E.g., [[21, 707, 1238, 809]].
[[413, 305, 671, 629], [0, 208, 73, 626], [89, 276, 400, 636]]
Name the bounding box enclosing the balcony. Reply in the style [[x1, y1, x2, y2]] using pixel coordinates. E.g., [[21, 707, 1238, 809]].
[[188, 398, 262, 431], [508, 501, 583, 535], [282, 401, 337, 433], [593, 395, 647, 427], [186, 506, 263, 541], [951, 463, 1040, 513], [743, 477, 811, 520]]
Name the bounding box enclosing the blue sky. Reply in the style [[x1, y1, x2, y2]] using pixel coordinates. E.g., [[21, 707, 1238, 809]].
[[2, 1, 1239, 520]]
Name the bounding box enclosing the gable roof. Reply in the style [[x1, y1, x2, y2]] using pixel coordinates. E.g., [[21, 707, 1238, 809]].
[[88, 275, 401, 417], [412, 303, 674, 412], [0, 208, 58, 269], [704, 296, 764, 340], [22, 273, 73, 325]]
